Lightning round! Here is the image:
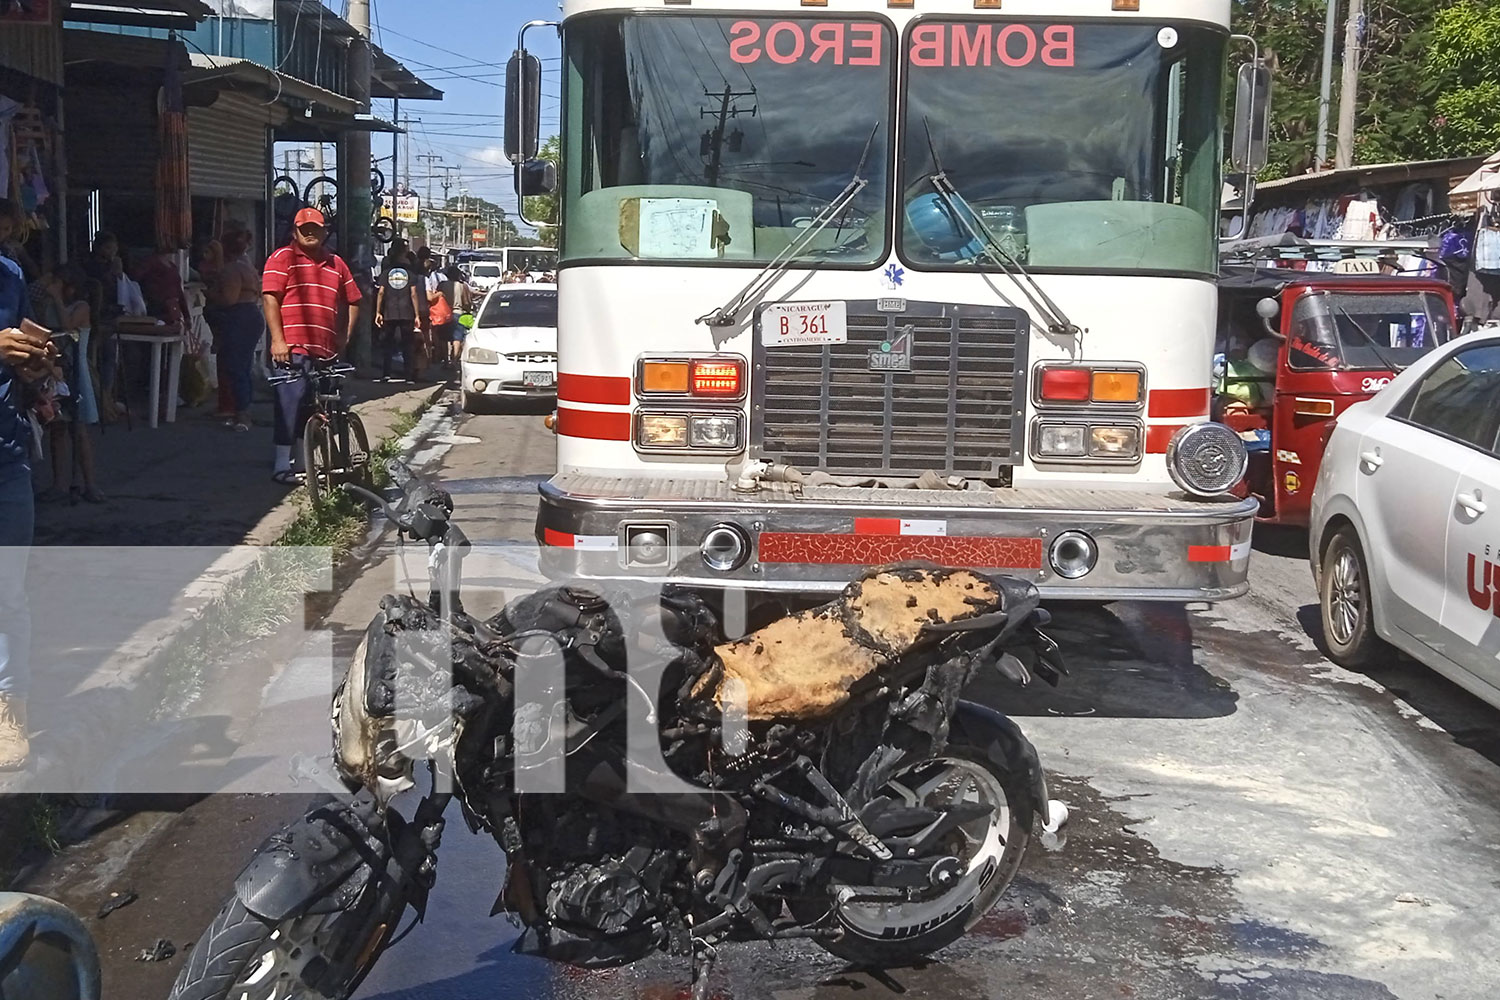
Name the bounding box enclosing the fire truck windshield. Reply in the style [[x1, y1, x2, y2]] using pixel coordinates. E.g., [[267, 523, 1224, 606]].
[[900, 20, 1226, 277], [561, 14, 893, 266]]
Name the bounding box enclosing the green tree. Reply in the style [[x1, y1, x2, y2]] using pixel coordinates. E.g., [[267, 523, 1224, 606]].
[[1429, 0, 1500, 156], [524, 133, 561, 249], [1232, 0, 1467, 178]]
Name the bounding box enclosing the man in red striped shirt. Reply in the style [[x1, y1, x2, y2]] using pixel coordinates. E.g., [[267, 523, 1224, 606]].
[[261, 208, 362, 483]]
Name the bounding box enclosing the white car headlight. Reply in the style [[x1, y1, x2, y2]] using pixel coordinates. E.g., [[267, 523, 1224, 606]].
[[466, 347, 500, 365]]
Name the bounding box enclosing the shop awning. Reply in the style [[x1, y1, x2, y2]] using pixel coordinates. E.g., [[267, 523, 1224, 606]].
[[185, 54, 357, 115], [1450, 152, 1500, 196], [66, 0, 212, 29], [372, 45, 443, 102], [276, 112, 402, 143]]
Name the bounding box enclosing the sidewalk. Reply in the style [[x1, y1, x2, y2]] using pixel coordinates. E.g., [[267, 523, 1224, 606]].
[[3, 374, 448, 798], [30, 373, 444, 547]]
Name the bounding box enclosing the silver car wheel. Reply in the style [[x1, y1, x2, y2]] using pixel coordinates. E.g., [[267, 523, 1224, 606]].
[[1329, 547, 1363, 646]]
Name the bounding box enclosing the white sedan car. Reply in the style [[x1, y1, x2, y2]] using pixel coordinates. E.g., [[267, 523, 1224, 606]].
[[466, 262, 504, 295], [1310, 332, 1500, 709], [460, 285, 558, 412]]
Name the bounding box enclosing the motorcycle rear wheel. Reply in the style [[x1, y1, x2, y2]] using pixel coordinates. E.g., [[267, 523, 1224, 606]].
[[167, 895, 395, 1000], [811, 741, 1035, 966]]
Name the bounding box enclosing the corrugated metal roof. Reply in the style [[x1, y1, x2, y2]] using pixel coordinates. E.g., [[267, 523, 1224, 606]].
[[1256, 157, 1488, 195], [186, 52, 356, 113]]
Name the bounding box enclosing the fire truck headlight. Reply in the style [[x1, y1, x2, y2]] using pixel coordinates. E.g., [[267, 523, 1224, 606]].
[[1167, 422, 1249, 498], [1036, 424, 1088, 458], [689, 414, 741, 450], [638, 414, 689, 448], [1089, 425, 1141, 460]]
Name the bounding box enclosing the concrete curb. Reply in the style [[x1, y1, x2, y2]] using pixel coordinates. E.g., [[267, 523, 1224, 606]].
[[0, 383, 452, 799]]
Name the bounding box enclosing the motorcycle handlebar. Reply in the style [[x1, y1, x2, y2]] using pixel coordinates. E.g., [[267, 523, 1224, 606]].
[[340, 482, 405, 525]]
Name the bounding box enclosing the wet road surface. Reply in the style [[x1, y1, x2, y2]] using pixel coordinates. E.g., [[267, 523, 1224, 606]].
[[29, 397, 1500, 1000]]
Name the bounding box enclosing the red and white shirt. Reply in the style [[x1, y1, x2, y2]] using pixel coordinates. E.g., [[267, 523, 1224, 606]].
[[262, 244, 362, 358]]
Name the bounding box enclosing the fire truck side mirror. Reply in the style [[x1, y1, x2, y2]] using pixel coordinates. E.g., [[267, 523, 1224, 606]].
[[517, 159, 557, 198], [505, 49, 543, 164], [1231, 62, 1273, 173]]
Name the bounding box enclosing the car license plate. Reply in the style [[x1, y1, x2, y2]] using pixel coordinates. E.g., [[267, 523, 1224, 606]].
[[761, 301, 847, 347], [523, 370, 554, 387]]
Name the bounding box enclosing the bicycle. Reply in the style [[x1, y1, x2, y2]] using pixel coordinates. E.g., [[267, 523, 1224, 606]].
[[268, 358, 373, 504]]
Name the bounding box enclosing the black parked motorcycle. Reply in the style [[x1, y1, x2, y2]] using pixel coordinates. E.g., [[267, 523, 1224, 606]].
[[169, 464, 1065, 1000]]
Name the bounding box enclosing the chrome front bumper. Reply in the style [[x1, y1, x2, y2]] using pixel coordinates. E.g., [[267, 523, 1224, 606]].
[[536, 473, 1259, 602]]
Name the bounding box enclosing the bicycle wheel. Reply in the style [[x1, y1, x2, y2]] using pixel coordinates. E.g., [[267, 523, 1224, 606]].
[[371, 166, 386, 199], [272, 175, 299, 201], [345, 411, 373, 489], [302, 174, 339, 213], [303, 415, 334, 505]]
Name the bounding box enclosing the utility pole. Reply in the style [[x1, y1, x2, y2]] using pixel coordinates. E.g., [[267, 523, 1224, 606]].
[[1336, 0, 1363, 170], [1316, 0, 1338, 169], [440, 166, 460, 252], [699, 85, 756, 187], [418, 153, 441, 207], [345, 0, 374, 360], [401, 117, 416, 200]]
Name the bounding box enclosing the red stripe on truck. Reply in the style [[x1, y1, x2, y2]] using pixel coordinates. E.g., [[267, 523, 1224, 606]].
[[1147, 424, 1188, 454], [1148, 388, 1211, 419], [543, 527, 575, 548], [558, 373, 631, 406], [556, 407, 632, 441]]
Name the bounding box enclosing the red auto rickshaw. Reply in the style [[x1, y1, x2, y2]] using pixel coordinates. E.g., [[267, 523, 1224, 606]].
[[1216, 259, 1458, 527]]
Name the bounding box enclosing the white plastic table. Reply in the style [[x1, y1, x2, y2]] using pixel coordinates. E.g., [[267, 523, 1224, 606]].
[[116, 330, 185, 429]]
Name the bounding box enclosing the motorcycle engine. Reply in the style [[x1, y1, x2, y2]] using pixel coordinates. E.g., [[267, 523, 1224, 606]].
[[547, 860, 652, 936], [514, 852, 673, 969]]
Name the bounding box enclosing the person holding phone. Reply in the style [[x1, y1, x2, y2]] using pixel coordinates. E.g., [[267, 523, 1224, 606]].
[[0, 251, 49, 769]]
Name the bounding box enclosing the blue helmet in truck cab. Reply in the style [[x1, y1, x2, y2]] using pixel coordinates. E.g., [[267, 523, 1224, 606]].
[[905, 193, 983, 260]]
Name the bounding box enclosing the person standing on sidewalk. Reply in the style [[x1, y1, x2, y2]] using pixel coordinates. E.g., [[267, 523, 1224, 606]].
[[261, 208, 361, 485], [374, 245, 421, 383], [0, 252, 49, 769], [208, 228, 264, 432]]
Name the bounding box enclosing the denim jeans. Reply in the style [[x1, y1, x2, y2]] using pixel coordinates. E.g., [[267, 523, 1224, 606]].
[[218, 303, 265, 414], [0, 459, 33, 695], [272, 353, 315, 448]]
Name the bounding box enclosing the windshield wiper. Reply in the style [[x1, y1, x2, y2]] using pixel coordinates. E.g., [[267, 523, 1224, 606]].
[[1333, 304, 1406, 372], [698, 123, 879, 328], [920, 121, 1080, 338]]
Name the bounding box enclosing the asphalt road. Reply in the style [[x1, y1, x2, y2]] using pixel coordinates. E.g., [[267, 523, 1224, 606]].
[[34, 395, 1500, 1000]]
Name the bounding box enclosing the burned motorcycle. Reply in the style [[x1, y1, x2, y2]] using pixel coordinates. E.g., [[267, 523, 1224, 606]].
[[169, 464, 1066, 1000]]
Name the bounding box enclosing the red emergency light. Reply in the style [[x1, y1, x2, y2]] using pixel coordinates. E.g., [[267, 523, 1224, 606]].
[[691, 360, 743, 398]]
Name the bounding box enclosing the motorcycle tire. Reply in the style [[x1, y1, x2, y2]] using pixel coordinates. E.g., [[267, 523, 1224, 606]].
[[806, 738, 1036, 967], [167, 893, 395, 1000]]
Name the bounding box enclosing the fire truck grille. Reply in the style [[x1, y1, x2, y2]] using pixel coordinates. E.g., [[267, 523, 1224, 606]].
[[753, 300, 1029, 483]]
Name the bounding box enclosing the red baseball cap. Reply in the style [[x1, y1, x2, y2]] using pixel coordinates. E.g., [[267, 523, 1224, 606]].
[[293, 207, 326, 228]]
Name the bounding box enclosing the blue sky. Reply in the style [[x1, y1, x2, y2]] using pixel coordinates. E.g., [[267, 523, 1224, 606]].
[[359, 0, 561, 211]]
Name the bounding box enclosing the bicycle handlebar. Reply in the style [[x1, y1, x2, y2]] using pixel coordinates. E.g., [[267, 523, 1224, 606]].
[[266, 360, 357, 386]]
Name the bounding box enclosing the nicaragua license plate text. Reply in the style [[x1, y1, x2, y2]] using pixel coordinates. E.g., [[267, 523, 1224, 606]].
[[762, 301, 848, 347], [523, 370, 555, 387]]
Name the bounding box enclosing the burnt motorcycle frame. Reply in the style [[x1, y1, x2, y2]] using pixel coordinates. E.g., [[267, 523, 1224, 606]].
[[216, 466, 1063, 998]]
